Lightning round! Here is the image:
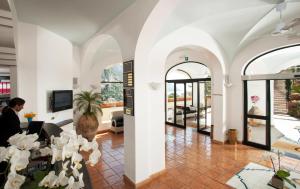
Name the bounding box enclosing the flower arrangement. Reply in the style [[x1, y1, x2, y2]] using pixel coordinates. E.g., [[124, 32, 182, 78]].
[[23, 112, 36, 119], [0, 130, 101, 189], [251, 95, 260, 104]]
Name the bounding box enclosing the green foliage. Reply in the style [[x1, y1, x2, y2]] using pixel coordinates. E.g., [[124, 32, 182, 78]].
[[168, 93, 175, 98], [292, 85, 300, 93], [101, 83, 123, 101], [74, 90, 103, 116], [101, 65, 123, 82], [276, 170, 296, 188]]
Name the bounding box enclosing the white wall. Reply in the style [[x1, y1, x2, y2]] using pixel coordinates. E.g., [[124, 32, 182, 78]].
[[17, 22, 38, 121], [17, 22, 73, 123], [36, 26, 73, 123], [80, 0, 159, 183]]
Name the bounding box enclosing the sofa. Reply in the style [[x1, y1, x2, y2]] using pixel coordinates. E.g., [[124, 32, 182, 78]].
[[176, 106, 197, 118], [111, 110, 124, 134]]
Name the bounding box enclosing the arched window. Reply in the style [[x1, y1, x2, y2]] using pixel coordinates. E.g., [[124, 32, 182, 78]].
[[244, 45, 300, 76], [166, 62, 210, 80]]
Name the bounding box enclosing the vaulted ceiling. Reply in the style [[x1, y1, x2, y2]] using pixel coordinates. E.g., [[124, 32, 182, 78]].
[[13, 0, 136, 45]]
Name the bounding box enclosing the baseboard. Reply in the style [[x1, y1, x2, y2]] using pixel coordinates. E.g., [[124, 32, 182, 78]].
[[96, 129, 110, 134], [212, 139, 224, 144], [123, 175, 135, 188], [123, 169, 166, 188]]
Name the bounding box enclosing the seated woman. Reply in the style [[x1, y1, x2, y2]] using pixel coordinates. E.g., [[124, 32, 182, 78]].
[[0, 97, 25, 147]]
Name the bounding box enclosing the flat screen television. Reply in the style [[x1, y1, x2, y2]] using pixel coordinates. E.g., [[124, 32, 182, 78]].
[[52, 90, 73, 112]]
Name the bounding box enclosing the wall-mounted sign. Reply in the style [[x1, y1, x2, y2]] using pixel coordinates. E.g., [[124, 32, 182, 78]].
[[123, 60, 134, 87], [123, 88, 134, 116], [123, 60, 134, 116]]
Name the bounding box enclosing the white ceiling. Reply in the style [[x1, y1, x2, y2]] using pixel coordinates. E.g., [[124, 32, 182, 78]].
[[155, 0, 300, 61], [13, 0, 136, 45]]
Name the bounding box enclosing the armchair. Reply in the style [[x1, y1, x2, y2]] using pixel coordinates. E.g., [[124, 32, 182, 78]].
[[111, 110, 124, 134]]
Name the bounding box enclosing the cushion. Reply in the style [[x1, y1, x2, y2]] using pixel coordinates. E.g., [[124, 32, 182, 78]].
[[189, 106, 196, 111]]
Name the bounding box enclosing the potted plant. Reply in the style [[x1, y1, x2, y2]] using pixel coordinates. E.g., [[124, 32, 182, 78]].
[[269, 151, 296, 189], [74, 90, 103, 141]]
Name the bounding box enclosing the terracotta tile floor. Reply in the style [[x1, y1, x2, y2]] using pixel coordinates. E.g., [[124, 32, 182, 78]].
[[86, 125, 300, 189]]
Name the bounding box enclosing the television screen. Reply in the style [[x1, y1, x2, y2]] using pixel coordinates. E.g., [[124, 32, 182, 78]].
[[52, 90, 73, 112]]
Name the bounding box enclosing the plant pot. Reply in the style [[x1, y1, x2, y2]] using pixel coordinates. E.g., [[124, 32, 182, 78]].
[[228, 129, 237, 144], [268, 175, 284, 189], [76, 114, 99, 141]]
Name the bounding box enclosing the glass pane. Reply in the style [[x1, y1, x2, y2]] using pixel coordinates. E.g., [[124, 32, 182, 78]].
[[247, 118, 266, 145], [175, 83, 184, 126], [198, 81, 212, 133], [166, 83, 174, 123], [271, 79, 300, 145], [186, 83, 192, 107], [244, 46, 300, 76], [100, 83, 123, 102], [205, 81, 212, 127], [185, 82, 197, 129], [166, 63, 211, 80], [247, 81, 266, 116], [101, 63, 123, 82], [199, 82, 206, 129]]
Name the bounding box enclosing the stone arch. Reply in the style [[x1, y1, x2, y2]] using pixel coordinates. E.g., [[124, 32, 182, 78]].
[[133, 26, 227, 180], [80, 34, 123, 90]]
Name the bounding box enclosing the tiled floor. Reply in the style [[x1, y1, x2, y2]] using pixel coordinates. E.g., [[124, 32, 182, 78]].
[[85, 125, 300, 189]]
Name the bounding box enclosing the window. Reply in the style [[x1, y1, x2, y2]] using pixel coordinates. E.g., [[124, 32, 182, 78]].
[[100, 63, 123, 103]]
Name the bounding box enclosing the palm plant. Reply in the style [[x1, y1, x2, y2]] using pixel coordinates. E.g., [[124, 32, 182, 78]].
[[74, 90, 103, 141], [74, 90, 103, 116]]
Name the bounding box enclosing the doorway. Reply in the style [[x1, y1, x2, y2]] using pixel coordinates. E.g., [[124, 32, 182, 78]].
[[244, 77, 300, 151], [165, 79, 211, 135]]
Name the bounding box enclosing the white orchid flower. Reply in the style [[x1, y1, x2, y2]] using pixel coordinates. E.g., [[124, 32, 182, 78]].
[[78, 173, 84, 188], [87, 148, 101, 166], [57, 170, 68, 186], [63, 160, 70, 171], [39, 147, 52, 156], [62, 143, 77, 161], [51, 137, 65, 150], [90, 139, 99, 151], [0, 147, 9, 162], [7, 146, 18, 159], [10, 150, 30, 173], [71, 165, 80, 179], [51, 145, 62, 164], [71, 152, 82, 165], [4, 172, 25, 189], [65, 176, 75, 189], [8, 132, 39, 150], [74, 162, 82, 170], [38, 171, 58, 188], [79, 138, 92, 152]]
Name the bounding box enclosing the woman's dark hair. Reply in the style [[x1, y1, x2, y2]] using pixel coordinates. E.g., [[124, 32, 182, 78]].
[[8, 97, 25, 107]]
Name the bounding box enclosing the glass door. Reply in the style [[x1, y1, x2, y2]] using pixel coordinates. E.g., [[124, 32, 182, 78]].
[[165, 79, 211, 132], [244, 80, 270, 150], [166, 82, 175, 124], [175, 83, 185, 128], [198, 81, 211, 135], [185, 82, 197, 129]]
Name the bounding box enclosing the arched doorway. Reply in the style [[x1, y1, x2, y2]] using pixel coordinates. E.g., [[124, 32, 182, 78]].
[[165, 61, 212, 135], [243, 45, 300, 151]]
